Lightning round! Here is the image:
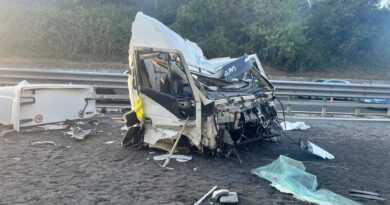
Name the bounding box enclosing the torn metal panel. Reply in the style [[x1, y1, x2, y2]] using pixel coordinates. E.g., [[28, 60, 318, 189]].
[[130, 12, 270, 80], [220, 55, 253, 80], [66, 126, 92, 140], [0, 81, 96, 131], [349, 189, 381, 197], [301, 140, 335, 160], [143, 127, 178, 145], [349, 189, 386, 201], [349, 193, 386, 201]]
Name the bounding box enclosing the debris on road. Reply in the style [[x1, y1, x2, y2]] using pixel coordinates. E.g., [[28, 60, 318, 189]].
[[219, 192, 238, 204], [349, 189, 381, 196], [22, 124, 68, 133], [152, 154, 192, 162], [0, 129, 15, 138], [212, 189, 230, 200], [160, 117, 190, 168], [0, 81, 96, 132], [281, 121, 310, 131], [252, 155, 361, 205], [40, 124, 68, 131], [194, 185, 218, 205], [63, 118, 99, 140], [349, 193, 386, 201], [301, 140, 335, 160], [120, 125, 128, 131], [67, 127, 92, 140], [31, 141, 57, 146], [104, 141, 116, 144], [349, 189, 386, 201]]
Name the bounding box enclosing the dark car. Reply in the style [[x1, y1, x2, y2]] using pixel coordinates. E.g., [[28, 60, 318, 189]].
[[359, 98, 389, 109]]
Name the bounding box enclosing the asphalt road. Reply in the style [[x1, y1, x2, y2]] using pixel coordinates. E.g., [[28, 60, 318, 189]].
[[1, 115, 389, 204]]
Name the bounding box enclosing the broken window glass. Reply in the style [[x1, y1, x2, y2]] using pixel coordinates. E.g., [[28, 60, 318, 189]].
[[137, 51, 195, 118]]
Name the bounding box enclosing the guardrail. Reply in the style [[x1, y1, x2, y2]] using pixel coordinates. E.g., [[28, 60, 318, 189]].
[[269, 75, 390, 85], [273, 80, 390, 117], [0, 68, 128, 89], [1, 68, 389, 117]]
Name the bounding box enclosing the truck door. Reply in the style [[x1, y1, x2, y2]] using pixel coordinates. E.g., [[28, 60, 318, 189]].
[[133, 51, 196, 127]]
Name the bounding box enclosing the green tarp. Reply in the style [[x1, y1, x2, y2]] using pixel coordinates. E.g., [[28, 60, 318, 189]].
[[252, 155, 361, 205]]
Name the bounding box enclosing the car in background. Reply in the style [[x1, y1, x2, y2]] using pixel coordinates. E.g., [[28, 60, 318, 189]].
[[321, 79, 350, 84], [310, 79, 351, 100], [359, 98, 389, 108]]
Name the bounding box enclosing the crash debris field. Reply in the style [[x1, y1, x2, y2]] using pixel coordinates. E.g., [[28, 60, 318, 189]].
[[0, 115, 388, 205]]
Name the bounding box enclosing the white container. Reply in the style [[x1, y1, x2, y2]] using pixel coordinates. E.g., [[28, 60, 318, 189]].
[[0, 81, 96, 131]]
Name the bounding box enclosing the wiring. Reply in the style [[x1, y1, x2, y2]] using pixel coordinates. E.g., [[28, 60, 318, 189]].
[[274, 96, 286, 130], [273, 96, 301, 145]]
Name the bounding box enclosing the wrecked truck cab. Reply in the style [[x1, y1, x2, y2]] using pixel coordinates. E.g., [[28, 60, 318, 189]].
[[124, 12, 281, 154]]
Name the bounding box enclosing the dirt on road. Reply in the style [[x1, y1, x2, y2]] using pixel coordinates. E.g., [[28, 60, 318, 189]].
[[0, 115, 389, 205]]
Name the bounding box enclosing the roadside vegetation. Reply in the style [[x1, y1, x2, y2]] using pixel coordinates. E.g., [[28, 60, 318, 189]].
[[0, 0, 389, 72]]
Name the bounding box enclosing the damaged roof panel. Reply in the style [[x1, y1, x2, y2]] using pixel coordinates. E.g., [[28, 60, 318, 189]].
[[130, 12, 238, 75]]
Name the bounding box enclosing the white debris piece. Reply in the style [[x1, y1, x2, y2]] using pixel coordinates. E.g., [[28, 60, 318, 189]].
[[152, 154, 192, 162], [281, 121, 310, 131], [212, 189, 230, 200], [301, 140, 335, 160], [39, 124, 68, 131], [66, 127, 91, 140], [120, 126, 128, 131], [219, 192, 239, 203], [0, 81, 96, 131], [23, 124, 67, 133], [1, 130, 15, 137], [31, 141, 57, 146], [176, 158, 190, 162], [104, 141, 116, 144]]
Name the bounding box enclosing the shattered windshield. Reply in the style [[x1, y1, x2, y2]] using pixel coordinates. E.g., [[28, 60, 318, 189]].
[[191, 55, 272, 99]]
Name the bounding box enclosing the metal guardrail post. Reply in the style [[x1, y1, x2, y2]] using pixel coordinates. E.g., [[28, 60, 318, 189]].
[[321, 97, 327, 117], [387, 105, 390, 118], [286, 96, 292, 115], [355, 99, 361, 117]]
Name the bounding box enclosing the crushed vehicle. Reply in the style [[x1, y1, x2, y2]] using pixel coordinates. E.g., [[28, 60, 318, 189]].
[[122, 12, 280, 155], [122, 12, 332, 159]]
